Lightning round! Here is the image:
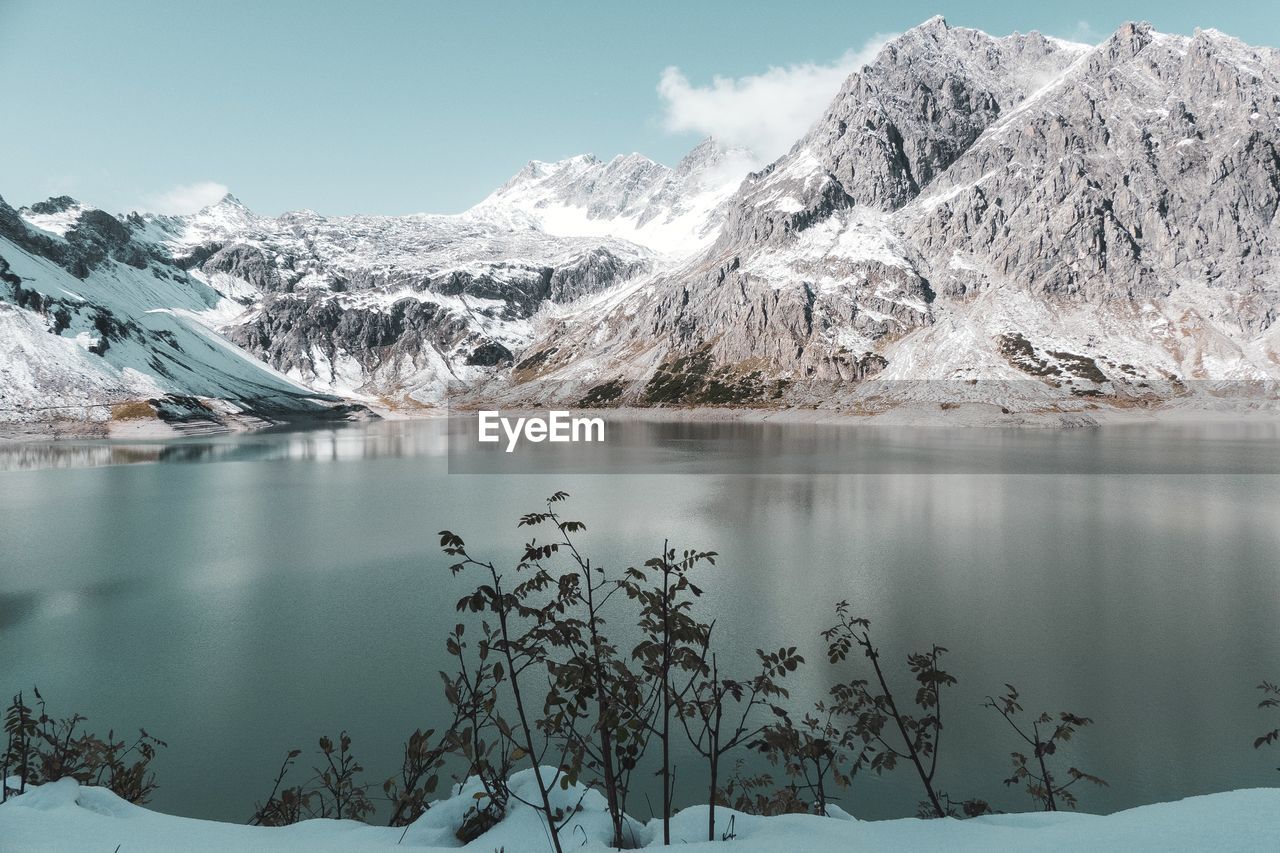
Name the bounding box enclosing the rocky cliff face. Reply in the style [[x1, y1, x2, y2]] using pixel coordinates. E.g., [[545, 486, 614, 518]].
[[138, 137, 751, 405], [720, 18, 1087, 247], [516, 18, 1280, 410], [910, 23, 1280, 314], [151, 194, 659, 403]]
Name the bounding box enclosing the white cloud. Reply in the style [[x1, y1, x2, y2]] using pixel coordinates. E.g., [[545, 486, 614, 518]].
[[1063, 20, 1104, 44], [657, 34, 894, 168], [139, 181, 229, 215]]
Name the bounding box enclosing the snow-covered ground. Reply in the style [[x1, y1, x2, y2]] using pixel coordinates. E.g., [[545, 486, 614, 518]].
[[2, 770, 1277, 852]]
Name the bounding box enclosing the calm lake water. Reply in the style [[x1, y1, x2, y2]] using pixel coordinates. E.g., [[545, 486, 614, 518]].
[[1, 417, 1278, 823]]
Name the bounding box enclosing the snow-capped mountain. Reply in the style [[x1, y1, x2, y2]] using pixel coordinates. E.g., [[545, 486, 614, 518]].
[[0, 194, 358, 430], [4, 18, 1279, 428], [509, 18, 1280, 416], [0, 136, 744, 422], [144, 137, 748, 405], [156, 195, 652, 404], [471, 138, 755, 256]]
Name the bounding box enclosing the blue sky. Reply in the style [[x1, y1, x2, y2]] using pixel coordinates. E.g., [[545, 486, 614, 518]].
[[1, 0, 1276, 216]]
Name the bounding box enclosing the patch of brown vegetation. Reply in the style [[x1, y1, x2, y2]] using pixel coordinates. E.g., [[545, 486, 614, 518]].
[[110, 400, 157, 421]]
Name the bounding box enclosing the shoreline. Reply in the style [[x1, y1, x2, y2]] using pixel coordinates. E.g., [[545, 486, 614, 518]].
[[0, 406, 375, 444], [4, 397, 1280, 444]]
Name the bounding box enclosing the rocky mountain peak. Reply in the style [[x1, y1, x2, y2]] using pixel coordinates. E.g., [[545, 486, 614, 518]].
[[514, 18, 1280, 406], [16, 195, 94, 238], [464, 138, 742, 255], [26, 195, 81, 215], [673, 137, 755, 182], [675, 137, 722, 172], [712, 19, 1088, 251], [162, 190, 260, 249], [209, 192, 247, 210], [608, 151, 658, 166], [504, 154, 602, 188], [1099, 20, 1155, 61]]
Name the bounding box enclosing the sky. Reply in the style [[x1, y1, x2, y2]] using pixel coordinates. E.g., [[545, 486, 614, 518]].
[[1, 0, 1277, 217]]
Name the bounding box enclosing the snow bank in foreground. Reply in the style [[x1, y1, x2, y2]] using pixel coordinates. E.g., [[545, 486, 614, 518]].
[[2, 770, 1278, 852]]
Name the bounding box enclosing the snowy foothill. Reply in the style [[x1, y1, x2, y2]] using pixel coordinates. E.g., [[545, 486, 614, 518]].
[[2, 770, 1279, 852]]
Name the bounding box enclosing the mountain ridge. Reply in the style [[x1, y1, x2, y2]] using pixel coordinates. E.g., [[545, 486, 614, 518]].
[[3, 18, 1279, 430], [508, 18, 1280, 416]]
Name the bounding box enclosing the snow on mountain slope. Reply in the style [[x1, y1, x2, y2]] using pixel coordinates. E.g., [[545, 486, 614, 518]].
[[472, 138, 753, 256], [1, 134, 741, 420], [16, 195, 96, 237], [139, 140, 745, 406], [512, 19, 1280, 417], [0, 299, 134, 420], [5, 19, 1280, 425], [146, 196, 652, 404], [0, 196, 353, 429]]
